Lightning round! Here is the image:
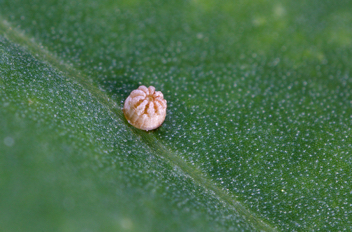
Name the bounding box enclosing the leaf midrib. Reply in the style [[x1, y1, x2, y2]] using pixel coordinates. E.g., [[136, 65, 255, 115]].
[[0, 18, 277, 232]]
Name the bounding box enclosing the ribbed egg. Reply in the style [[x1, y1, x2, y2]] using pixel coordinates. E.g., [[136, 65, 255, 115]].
[[123, 86, 167, 131]]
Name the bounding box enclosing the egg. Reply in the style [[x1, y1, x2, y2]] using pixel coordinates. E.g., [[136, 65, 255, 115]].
[[123, 86, 167, 131]]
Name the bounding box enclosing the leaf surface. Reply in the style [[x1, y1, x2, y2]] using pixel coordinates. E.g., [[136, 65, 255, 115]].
[[1, 0, 352, 231]]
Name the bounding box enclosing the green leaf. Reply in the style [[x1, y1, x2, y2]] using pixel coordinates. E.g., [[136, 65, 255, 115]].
[[1, 0, 351, 231]]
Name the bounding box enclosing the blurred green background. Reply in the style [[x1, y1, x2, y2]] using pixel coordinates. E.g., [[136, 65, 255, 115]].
[[1, 0, 352, 231]]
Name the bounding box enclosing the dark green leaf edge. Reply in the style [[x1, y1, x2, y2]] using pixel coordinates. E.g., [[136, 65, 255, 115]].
[[0, 18, 277, 232]]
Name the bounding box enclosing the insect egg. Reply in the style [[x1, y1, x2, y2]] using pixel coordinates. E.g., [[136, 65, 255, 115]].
[[123, 86, 167, 131]]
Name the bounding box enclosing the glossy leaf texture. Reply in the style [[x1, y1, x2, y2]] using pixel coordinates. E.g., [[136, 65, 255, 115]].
[[1, 0, 352, 231]]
